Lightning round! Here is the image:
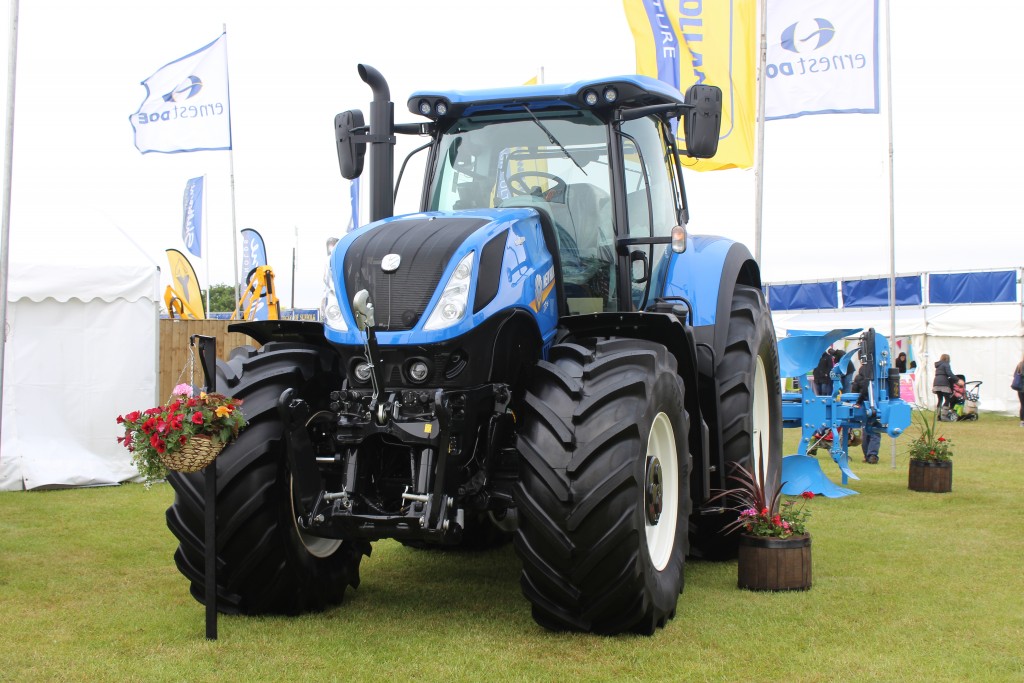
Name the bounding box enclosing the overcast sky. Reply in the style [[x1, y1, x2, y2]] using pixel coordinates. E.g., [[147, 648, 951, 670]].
[[3, 0, 1022, 309]]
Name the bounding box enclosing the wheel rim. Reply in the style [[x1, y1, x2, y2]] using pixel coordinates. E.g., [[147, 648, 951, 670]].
[[751, 355, 771, 483], [644, 412, 678, 571], [289, 475, 342, 558]]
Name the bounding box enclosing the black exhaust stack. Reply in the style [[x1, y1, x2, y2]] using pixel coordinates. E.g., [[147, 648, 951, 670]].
[[357, 64, 395, 222]]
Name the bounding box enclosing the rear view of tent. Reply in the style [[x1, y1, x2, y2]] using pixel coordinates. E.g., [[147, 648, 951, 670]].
[[1, 221, 160, 490]]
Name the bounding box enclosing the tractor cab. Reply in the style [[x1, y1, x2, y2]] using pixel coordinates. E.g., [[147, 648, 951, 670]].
[[337, 71, 723, 317]]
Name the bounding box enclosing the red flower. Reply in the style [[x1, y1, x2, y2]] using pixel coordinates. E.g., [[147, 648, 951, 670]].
[[191, 413, 205, 425], [771, 515, 782, 526], [760, 507, 769, 516], [801, 491, 815, 499], [124, 410, 141, 423], [937, 436, 946, 442]]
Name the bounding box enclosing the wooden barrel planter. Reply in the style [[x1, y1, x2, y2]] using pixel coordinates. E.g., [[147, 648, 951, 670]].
[[737, 534, 812, 592], [908, 459, 952, 493]]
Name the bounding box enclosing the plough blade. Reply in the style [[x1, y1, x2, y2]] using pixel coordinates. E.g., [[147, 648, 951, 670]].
[[781, 455, 858, 498]]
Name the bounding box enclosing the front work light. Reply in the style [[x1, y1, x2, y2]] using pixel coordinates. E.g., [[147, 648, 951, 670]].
[[423, 251, 474, 331]]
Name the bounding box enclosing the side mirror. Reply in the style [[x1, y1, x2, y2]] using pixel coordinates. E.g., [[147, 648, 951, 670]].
[[335, 109, 366, 179], [682, 84, 722, 159]]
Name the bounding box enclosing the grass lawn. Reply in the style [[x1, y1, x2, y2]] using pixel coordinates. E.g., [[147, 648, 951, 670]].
[[1, 412, 1022, 682]]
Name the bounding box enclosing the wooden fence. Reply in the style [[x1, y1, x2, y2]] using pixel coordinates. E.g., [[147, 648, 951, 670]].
[[159, 320, 259, 399]]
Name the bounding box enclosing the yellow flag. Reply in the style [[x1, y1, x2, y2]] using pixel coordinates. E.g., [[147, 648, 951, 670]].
[[623, 0, 756, 171], [165, 248, 205, 319]]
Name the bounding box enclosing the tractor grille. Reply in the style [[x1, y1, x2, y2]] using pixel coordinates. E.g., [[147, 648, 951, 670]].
[[343, 216, 489, 331]]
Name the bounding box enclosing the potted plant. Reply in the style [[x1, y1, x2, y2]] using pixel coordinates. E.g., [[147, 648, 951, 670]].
[[710, 461, 814, 591], [907, 409, 953, 493], [116, 383, 246, 486]]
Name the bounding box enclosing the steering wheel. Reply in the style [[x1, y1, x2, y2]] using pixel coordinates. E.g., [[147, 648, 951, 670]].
[[507, 171, 568, 200]]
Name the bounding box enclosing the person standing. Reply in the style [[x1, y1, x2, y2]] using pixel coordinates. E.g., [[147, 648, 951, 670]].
[[895, 352, 908, 374], [813, 350, 834, 396], [1015, 354, 1024, 427], [932, 353, 963, 421]]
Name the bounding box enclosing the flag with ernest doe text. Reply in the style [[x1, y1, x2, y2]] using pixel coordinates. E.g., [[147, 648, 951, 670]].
[[131, 33, 232, 154]]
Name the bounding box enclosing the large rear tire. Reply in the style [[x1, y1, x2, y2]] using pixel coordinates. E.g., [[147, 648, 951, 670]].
[[514, 338, 690, 635], [691, 284, 783, 560], [165, 342, 370, 615]]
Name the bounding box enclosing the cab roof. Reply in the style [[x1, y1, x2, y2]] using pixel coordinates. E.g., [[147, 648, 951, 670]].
[[407, 74, 687, 120]]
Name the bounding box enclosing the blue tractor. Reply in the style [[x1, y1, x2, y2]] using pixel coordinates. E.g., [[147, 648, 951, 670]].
[[165, 65, 783, 635]]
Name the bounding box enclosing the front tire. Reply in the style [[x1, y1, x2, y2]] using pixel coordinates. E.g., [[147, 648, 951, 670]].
[[514, 338, 690, 635], [691, 285, 783, 560], [165, 342, 370, 615]]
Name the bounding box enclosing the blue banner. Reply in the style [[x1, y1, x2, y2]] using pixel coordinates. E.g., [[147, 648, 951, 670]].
[[348, 177, 360, 231], [767, 282, 839, 311], [240, 228, 269, 321], [240, 228, 267, 277], [181, 176, 203, 257], [842, 276, 923, 307], [929, 271, 1017, 304]]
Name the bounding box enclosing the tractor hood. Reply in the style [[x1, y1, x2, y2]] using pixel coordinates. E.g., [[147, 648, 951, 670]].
[[343, 215, 489, 332], [324, 208, 559, 346]]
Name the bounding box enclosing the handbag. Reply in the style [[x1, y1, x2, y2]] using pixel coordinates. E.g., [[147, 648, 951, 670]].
[[1013, 371, 1024, 392]]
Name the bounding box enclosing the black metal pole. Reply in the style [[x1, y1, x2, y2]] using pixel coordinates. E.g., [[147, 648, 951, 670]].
[[191, 334, 218, 641]]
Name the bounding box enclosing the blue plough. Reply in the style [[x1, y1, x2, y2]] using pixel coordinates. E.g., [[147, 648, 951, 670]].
[[779, 327, 913, 497]]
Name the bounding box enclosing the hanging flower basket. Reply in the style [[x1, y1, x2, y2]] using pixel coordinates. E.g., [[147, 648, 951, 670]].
[[159, 435, 225, 473], [116, 384, 246, 486]]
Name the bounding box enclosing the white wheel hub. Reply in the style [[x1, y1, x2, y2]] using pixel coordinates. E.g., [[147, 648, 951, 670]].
[[644, 412, 678, 571], [751, 355, 771, 483]]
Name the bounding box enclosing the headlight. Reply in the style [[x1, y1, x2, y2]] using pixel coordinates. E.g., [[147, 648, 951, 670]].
[[406, 359, 430, 383], [320, 264, 348, 332], [423, 251, 474, 331], [353, 361, 372, 383]]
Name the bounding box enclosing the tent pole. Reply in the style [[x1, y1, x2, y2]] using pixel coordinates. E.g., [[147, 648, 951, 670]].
[[0, 0, 20, 449], [884, 0, 897, 469]]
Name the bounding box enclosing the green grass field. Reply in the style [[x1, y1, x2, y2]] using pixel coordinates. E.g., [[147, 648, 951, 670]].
[[2, 412, 1022, 682]]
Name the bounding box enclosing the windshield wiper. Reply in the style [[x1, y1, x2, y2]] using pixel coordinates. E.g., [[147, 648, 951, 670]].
[[521, 104, 587, 175]]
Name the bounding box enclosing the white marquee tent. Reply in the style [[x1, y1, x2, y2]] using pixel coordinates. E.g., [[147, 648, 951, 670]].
[[1, 215, 160, 490]]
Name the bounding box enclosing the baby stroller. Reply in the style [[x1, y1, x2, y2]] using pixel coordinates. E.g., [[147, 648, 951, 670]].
[[948, 374, 981, 421]]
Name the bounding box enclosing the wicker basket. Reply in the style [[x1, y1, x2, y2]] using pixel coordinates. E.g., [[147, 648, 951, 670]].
[[160, 435, 224, 473]]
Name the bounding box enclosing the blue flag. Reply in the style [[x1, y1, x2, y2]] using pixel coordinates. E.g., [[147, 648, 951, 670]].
[[347, 177, 360, 231], [181, 176, 204, 257], [240, 228, 269, 321], [240, 228, 267, 277]]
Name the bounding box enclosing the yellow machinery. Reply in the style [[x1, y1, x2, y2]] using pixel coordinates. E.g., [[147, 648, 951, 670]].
[[231, 265, 280, 321]]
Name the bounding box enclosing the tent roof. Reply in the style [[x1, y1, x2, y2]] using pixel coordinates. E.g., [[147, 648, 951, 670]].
[[773, 304, 1023, 339], [6, 210, 160, 303]]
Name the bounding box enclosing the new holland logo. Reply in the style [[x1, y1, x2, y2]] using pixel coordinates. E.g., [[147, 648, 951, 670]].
[[163, 75, 204, 103], [381, 253, 401, 273], [780, 18, 836, 53]]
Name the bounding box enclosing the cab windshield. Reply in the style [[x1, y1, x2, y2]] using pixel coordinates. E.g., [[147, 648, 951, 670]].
[[429, 111, 617, 313]]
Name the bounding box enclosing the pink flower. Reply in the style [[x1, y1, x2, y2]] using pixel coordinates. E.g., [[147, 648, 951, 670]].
[[173, 383, 194, 397]]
